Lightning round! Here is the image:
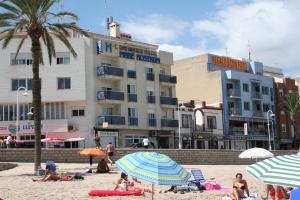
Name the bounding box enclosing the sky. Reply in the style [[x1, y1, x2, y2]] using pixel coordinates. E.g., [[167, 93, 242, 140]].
[[59, 0, 300, 75]]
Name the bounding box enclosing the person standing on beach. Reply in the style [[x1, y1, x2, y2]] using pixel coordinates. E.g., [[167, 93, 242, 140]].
[[6, 134, 12, 149], [106, 142, 115, 166], [94, 133, 101, 148]]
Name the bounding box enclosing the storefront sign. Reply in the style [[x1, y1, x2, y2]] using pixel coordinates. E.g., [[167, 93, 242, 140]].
[[96, 40, 119, 55], [98, 131, 118, 137], [212, 55, 247, 71], [136, 54, 160, 64], [0, 120, 68, 135]]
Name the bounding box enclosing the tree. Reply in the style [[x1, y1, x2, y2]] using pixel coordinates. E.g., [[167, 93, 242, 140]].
[[280, 93, 300, 149], [0, 0, 88, 172]]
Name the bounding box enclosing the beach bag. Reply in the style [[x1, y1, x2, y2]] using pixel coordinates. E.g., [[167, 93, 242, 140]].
[[204, 181, 221, 190]]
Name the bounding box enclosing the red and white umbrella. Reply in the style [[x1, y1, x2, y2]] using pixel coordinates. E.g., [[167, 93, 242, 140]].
[[41, 137, 66, 143], [66, 136, 85, 142]]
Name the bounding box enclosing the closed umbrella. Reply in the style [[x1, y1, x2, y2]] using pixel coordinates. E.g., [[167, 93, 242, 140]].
[[79, 148, 106, 166], [239, 147, 273, 161], [116, 152, 190, 200], [246, 154, 300, 187]]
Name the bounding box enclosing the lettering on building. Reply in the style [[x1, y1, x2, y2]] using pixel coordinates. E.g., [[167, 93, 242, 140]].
[[212, 55, 247, 71]]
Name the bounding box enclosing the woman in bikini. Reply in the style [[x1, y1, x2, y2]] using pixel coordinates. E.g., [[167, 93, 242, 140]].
[[231, 173, 250, 200], [32, 168, 74, 182]]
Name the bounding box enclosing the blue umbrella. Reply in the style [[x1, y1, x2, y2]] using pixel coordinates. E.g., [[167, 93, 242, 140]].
[[116, 152, 190, 199]]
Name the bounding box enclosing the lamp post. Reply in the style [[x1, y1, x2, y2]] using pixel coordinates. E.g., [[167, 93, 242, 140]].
[[177, 102, 186, 149], [267, 110, 275, 151], [16, 87, 28, 142]]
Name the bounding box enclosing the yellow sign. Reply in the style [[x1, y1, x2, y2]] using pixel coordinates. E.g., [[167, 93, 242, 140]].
[[212, 55, 247, 71], [102, 122, 109, 128]]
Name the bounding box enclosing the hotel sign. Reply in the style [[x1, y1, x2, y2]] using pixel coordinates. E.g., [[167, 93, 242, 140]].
[[212, 55, 247, 71]]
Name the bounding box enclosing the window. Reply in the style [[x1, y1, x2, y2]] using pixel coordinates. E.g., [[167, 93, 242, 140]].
[[288, 90, 293, 94], [270, 88, 274, 101], [72, 109, 85, 117], [147, 91, 154, 96], [281, 124, 286, 133], [56, 57, 70, 64], [11, 58, 32, 65], [57, 78, 71, 89], [279, 89, 284, 97], [207, 116, 217, 129], [11, 79, 32, 91], [244, 102, 250, 111], [263, 104, 270, 112], [243, 83, 249, 92], [148, 113, 155, 119], [262, 86, 269, 95], [182, 114, 192, 128], [128, 108, 137, 118], [146, 67, 153, 73], [125, 136, 146, 147], [280, 111, 285, 115], [127, 85, 136, 94]]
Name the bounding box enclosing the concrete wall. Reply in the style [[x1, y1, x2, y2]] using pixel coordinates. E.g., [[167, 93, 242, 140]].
[[0, 149, 297, 165]]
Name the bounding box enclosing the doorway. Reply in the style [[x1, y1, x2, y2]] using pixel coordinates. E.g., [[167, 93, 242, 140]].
[[158, 137, 169, 149]]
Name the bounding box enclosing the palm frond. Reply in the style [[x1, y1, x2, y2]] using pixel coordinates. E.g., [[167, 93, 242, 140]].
[[0, 13, 18, 21], [0, 2, 20, 15], [14, 36, 27, 59], [54, 32, 77, 57], [2, 28, 16, 48], [49, 11, 79, 20], [53, 22, 89, 37], [42, 29, 56, 64]]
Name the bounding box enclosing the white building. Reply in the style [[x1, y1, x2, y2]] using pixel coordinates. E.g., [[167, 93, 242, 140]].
[[0, 20, 178, 148]]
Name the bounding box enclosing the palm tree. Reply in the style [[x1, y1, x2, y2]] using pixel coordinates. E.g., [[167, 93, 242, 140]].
[[280, 93, 300, 149], [0, 0, 88, 172]]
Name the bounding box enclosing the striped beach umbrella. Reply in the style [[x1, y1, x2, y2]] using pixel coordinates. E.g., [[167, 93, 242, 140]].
[[246, 154, 300, 187], [116, 152, 190, 199]]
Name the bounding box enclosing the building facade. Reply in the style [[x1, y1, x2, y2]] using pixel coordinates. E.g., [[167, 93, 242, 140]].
[[0, 21, 178, 148], [172, 54, 275, 150]]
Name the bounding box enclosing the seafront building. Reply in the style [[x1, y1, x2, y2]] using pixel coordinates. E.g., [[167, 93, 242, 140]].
[[0, 20, 178, 148], [172, 54, 275, 150]]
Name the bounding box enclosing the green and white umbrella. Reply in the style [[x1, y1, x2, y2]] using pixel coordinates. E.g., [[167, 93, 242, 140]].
[[246, 154, 300, 187]]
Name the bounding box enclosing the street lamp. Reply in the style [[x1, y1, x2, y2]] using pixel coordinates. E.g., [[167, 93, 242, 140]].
[[267, 110, 275, 151], [177, 102, 186, 149], [16, 86, 28, 141]]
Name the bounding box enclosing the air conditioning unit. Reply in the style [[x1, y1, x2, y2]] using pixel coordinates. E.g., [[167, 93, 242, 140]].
[[149, 131, 157, 137], [68, 125, 77, 132]]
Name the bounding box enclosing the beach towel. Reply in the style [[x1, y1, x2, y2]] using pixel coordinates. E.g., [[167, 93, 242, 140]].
[[88, 188, 143, 197], [204, 181, 221, 190]]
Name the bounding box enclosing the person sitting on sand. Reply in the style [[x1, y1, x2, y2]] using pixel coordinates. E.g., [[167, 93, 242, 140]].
[[262, 184, 291, 200], [131, 177, 153, 193], [231, 173, 250, 200], [32, 168, 74, 182], [96, 159, 110, 173], [114, 172, 131, 191]]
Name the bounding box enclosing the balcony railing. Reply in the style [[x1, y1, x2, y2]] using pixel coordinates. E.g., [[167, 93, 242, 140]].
[[97, 66, 124, 77], [98, 115, 125, 126], [128, 117, 138, 126], [97, 91, 124, 101], [147, 95, 156, 104], [148, 118, 157, 127], [159, 74, 177, 84], [229, 109, 241, 116], [160, 96, 178, 105], [161, 119, 179, 128], [227, 89, 240, 97], [128, 93, 137, 102], [127, 70, 136, 79], [146, 73, 155, 81], [252, 92, 262, 99], [253, 110, 263, 117]]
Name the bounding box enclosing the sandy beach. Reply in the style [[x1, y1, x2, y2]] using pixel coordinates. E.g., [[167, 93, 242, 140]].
[[0, 163, 266, 200]]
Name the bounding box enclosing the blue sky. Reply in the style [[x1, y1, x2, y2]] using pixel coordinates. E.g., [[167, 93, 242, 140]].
[[58, 0, 299, 75]]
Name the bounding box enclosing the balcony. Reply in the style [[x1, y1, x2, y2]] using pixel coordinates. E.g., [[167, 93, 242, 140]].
[[146, 73, 155, 81], [98, 115, 125, 126], [160, 96, 178, 106], [159, 74, 177, 85], [228, 109, 242, 116], [128, 93, 137, 102], [253, 110, 263, 117], [147, 95, 156, 104], [227, 89, 241, 98], [127, 70, 136, 79], [97, 91, 124, 103], [148, 118, 157, 127], [128, 117, 138, 126], [161, 119, 179, 128], [252, 92, 262, 99], [97, 66, 124, 79]]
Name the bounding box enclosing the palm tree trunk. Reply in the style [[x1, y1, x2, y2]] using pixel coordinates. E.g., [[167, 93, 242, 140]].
[[290, 113, 295, 149], [31, 37, 42, 172]]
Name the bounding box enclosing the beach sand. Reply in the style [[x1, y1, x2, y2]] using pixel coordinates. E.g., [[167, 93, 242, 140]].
[[0, 163, 266, 200]]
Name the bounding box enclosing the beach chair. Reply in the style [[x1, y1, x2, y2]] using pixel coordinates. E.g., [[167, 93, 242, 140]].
[[190, 169, 206, 183], [291, 188, 300, 200]]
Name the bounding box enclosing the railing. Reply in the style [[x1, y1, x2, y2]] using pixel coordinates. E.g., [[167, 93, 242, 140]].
[[148, 118, 157, 127], [128, 117, 138, 126], [98, 115, 125, 125], [228, 109, 241, 116], [252, 92, 262, 99], [253, 110, 263, 117], [161, 119, 179, 127], [97, 66, 124, 77], [128, 93, 137, 102], [97, 91, 124, 101], [146, 73, 155, 81], [127, 70, 136, 79], [160, 96, 178, 105], [159, 74, 177, 84], [147, 95, 156, 104], [227, 89, 240, 97]]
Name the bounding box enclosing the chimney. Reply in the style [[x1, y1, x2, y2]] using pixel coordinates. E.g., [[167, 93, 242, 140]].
[[109, 21, 120, 38]]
